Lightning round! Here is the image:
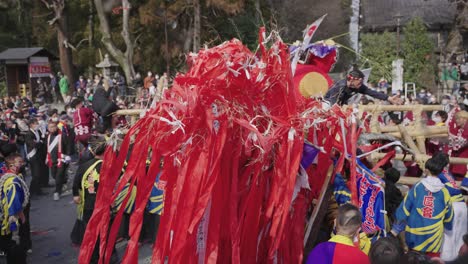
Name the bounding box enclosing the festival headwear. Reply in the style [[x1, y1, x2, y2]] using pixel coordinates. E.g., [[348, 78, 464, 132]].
[[347, 68, 365, 80]]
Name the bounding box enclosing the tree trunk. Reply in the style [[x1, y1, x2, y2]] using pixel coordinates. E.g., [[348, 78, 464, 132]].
[[18, 0, 32, 47], [94, 0, 135, 84], [88, 0, 94, 77], [193, 0, 201, 52], [254, 0, 262, 24], [56, 6, 75, 86], [121, 0, 135, 78], [40, 0, 75, 85], [446, 1, 468, 54], [89, 0, 94, 47], [164, 6, 170, 75], [183, 18, 193, 52]]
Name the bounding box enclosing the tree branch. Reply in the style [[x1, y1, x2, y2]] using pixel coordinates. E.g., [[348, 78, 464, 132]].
[[121, 0, 133, 53], [40, 0, 51, 9]]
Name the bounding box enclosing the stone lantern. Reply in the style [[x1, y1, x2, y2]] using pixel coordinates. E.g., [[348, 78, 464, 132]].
[[96, 54, 118, 78]]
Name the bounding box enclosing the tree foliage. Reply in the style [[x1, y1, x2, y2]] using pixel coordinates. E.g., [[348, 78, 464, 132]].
[[402, 17, 435, 88], [359, 31, 397, 84], [360, 17, 435, 88], [0, 0, 360, 77]]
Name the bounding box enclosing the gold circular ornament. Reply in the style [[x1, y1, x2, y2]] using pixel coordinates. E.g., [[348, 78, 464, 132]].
[[299, 72, 329, 98]]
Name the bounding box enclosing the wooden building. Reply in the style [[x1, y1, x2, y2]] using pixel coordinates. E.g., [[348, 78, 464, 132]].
[[0, 47, 57, 98], [361, 0, 456, 32], [360, 0, 460, 47]]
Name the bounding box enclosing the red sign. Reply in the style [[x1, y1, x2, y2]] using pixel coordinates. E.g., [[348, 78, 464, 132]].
[[29, 63, 51, 77]]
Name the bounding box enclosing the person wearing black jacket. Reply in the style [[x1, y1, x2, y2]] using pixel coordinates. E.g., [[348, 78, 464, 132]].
[[324, 69, 402, 106], [71, 147, 104, 245], [92, 85, 119, 132], [71, 136, 118, 263], [383, 167, 403, 225], [24, 119, 47, 196]]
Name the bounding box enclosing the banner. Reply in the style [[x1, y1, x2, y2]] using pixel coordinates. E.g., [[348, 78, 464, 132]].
[[356, 160, 385, 234], [29, 57, 51, 78]]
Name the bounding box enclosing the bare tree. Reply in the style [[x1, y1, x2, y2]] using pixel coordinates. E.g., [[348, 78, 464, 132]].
[[0, 0, 16, 9], [88, 0, 94, 48], [192, 0, 245, 52], [94, 0, 135, 83], [193, 0, 201, 52], [41, 0, 75, 83], [446, 0, 468, 54]]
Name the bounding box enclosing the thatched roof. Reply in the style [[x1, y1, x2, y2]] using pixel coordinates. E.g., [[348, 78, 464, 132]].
[[361, 0, 456, 32]]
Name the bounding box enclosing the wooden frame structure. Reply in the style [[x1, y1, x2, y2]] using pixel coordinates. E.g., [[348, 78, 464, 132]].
[[359, 104, 468, 166]]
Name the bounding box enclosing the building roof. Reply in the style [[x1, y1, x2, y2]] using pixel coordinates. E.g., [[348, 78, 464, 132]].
[[361, 0, 456, 32], [0, 47, 57, 61]]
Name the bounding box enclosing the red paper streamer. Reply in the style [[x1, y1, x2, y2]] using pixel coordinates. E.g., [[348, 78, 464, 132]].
[[79, 28, 369, 264]]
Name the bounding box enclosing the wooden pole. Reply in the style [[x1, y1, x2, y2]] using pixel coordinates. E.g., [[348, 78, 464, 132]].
[[383, 125, 447, 136], [398, 125, 421, 155], [359, 104, 443, 112], [114, 109, 143, 116], [387, 131, 448, 138], [413, 105, 427, 154], [370, 153, 468, 165], [398, 176, 462, 186], [303, 165, 334, 247], [350, 119, 358, 206]]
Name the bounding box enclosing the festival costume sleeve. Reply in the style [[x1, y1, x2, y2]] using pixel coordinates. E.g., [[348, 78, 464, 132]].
[[443, 193, 454, 231], [324, 80, 344, 105], [306, 243, 333, 264], [462, 172, 468, 189], [333, 173, 351, 206], [360, 85, 389, 101], [6, 177, 25, 217], [73, 162, 87, 196], [113, 182, 136, 214], [438, 171, 464, 203], [146, 174, 165, 215], [395, 184, 415, 222]]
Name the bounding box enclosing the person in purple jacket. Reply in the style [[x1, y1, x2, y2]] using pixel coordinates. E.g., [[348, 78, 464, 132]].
[[306, 204, 370, 264]]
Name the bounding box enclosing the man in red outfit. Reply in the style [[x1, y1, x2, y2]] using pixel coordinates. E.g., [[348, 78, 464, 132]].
[[447, 110, 468, 178], [71, 98, 95, 150]]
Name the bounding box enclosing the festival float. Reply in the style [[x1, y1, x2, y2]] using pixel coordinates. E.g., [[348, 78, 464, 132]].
[[78, 16, 468, 264]]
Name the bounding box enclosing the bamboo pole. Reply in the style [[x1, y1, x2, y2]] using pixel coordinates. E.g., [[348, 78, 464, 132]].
[[359, 104, 443, 112], [398, 176, 462, 186], [370, 153, 468, 165], [381, 125, 447, 134], [304, 165, 334, 247], [398, 125, 421, 155], [370, 111, 381, 133], [398, 177, 467, 201], [115, 109, 143, 116], [387, 132, 448, 138], [413, 106, 427, 154]]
